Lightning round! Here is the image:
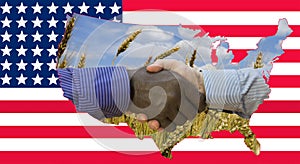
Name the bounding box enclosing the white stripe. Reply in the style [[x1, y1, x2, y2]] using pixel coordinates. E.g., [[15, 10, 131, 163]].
[[0, 113, 126, 126], [0, 113, 299, 126], [225, 37, 300, 50], [271, 63, 300, 75], [267, 88, 300, 101], [0, 88, 68, 100], [123, 11, 300, 25], [0, 138, 299, 151], [250, 113, 300, 126], [1, 86, 299, 100]]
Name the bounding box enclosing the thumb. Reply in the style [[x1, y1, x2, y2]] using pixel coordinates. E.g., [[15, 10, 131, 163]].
[[146, 64, 163, 72], [146, 59, 180, 72]]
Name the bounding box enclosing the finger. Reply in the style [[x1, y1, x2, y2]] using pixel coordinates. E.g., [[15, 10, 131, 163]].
[[157, 127, 164, 132], [154, 116, 173, 129], [136, 113, 148, 123], [146, 64, 163, 72], [148, 120, 160, 130]]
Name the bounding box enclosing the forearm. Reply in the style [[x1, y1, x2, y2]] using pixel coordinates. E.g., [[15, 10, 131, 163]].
[[202, 68, 271, 118], [57, 67, 130, 119]]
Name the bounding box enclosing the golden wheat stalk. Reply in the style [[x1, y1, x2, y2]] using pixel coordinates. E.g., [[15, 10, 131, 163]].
[[153, 47, 180, 62], [185, 55, 189, 65], [77, 54, 86, 68], [57, 17, 76, 64], [112, 30, 142, 65], [104, 108, 259, 158], [254, 52, 263, 69], [117, 29, 142, 56], [144, 56, 153, 66], [189, 50, 197, 67], [58, 55, 68, 69]]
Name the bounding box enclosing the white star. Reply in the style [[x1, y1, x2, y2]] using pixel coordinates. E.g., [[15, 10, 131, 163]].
[[95, 2, 106, 14], [32, 2, 43, 14], [16, 31, 27, 42], [32, 59, 43, 71], [1, 59, 12, 71], [47, 45, 57, 56], [47, 59, 57, 71], [47, 31, 58, 42], [1, 2, 12, 14], [63, 20, 67, 28], [32, 17, 43, 28], [47, 16, 58, 28], [63, 2, 73, 14], [33, 74, 43, 85], [48, 74, 58, 85], [16, 74, 27, 85], [16, 17, 27, 28], [1, 31, 11, 42], [109, 2, 121, 14], [1, 45, 11, 56], [32, 45, 43, 56], [16, 45, 27, 56], [16, 59, 27, 71], [1, 17, 12, 28], [16, 2, 27, 14], [1, 74, 11, 85], [47, 2, 58, 14], [78, 2, 89, 14], [112, 16, 121, 23], [32, 31, 43, 42]]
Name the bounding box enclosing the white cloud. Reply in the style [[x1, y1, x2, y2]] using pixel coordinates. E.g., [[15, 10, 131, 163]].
[[177, 26, 201, 40], [126, 25, 174, 44]]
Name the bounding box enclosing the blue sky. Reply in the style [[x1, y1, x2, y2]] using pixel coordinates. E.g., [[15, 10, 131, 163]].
[[61, 14, 292, 71]]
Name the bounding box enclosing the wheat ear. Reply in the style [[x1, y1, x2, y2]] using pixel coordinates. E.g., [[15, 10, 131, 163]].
[[112, 29, 142, 65], [189, 50, 197, 67], [153, 47, 180, 62], [254, 52, 263, 69], [77, 54, 86, 68], [57, 17, 76, 63]]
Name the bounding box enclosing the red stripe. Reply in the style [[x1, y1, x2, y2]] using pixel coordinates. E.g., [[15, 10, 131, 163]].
[[184, 25, 300, 37], [0, 151, 299, 164], [0, 100, 76, 113], [0, 100, 299, 113], [0, 126, 299, 138], [123, 0, 300, 11], [268, 76, 300, 88], [0, 126, 134, 138], [257, 101, 300, 113]]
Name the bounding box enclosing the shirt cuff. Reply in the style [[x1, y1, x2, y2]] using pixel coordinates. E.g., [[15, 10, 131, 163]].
[[57, 68, 74, 101], [57, 67, 130, 119]]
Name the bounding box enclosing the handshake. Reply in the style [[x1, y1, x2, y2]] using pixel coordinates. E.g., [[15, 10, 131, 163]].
[[58, 59, 207, 132], [128, 60, 206, 132], [58, 59, 270, 132]]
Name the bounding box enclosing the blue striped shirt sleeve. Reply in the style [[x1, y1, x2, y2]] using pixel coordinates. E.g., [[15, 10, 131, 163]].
[[202, 68, 271, 118], [57, 67, 130, 119]]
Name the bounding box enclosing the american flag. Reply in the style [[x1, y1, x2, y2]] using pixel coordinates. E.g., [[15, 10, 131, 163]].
[[0, 0, 300, 163]]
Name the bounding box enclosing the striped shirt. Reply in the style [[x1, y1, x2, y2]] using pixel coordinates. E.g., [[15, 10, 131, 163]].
[[58, 66, 270, 120], [57, 67, 130, 119], [202, 68, 271, 118]]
